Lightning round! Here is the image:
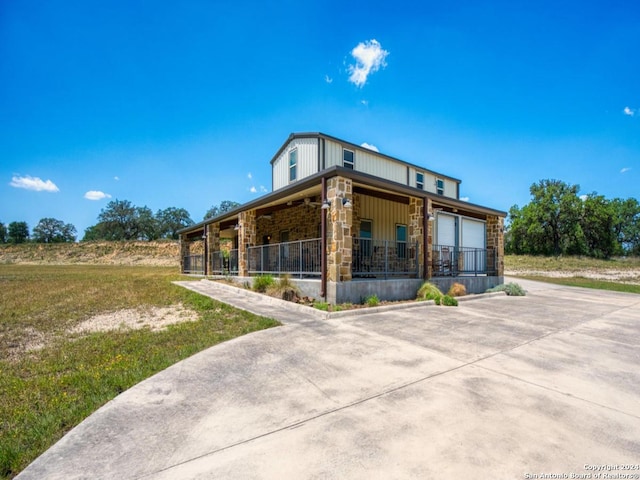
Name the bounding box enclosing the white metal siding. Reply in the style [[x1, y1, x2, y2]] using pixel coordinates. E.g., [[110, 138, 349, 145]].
[[358, 195, 409, 241], [325, 139, 406, 184], [272, 138, 319, 190]]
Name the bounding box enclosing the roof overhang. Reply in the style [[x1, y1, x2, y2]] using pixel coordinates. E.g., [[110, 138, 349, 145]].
[[179, 166, 506, 236]]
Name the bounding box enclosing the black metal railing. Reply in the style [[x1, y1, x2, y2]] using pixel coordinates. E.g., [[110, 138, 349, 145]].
[[210, 249, 239, 275], [352, 238, 419, 279], [248, 238, 321, 277], [183, 254, 204, 274], [431, 244, 496, 277]]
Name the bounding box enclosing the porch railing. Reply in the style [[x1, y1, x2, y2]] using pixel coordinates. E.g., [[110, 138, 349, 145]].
[[248, 238, 321, 277], [352, 238, 419, 279], [183, 254, 204, 275], [431, 244, 496, 277], [210, 249, 239, 275]]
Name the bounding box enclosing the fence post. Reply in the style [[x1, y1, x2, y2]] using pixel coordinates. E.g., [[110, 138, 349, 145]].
[[384, 240, 388, 280]]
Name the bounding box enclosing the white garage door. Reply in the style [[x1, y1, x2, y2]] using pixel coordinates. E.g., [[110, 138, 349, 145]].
[[437, 214, 457, 246], [461, 218, 485, 249]]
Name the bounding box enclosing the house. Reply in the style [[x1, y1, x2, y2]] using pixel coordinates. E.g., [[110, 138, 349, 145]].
[[179, 132, 506, 304]]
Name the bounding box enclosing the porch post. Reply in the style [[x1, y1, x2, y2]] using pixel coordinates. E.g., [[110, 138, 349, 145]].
[[238, 210, 256, 277], [321, 177, 327, 298], [409, 196, 424, 278], [425, 198, 434, 279], [326, 176, 352, 283], [179, 233, 188, 274], [207, 223, 220, 274], [486, 215, 504, 277]]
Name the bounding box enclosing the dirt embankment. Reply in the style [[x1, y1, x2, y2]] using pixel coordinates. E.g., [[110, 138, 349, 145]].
[[0, 241, 180, 266]]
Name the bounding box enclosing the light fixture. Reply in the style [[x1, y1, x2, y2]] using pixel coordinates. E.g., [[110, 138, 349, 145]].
[[427, 214, 436, 222], [321, 198, 352, 209], [234, 224, 240, 231]]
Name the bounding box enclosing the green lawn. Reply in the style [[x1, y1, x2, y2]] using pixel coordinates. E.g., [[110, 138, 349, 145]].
[[0, 265, 279, 479]]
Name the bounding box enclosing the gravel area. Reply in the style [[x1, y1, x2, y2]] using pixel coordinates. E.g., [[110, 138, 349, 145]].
[[505, 268, 640, 284]]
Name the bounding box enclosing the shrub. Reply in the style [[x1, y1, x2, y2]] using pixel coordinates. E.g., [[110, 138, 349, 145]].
[[442, 295, 458, 306], [417, 282, 444, 303], [447, 282, 467, 297], [486, 282, 526, 296], [313, 301, 329, 311], [364, 294, 379, 307], [252, 274, 275, 293]]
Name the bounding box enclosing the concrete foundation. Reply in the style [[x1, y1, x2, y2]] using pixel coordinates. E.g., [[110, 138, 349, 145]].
[[207, 275, 504, 304], [430, 275, 504, 295]]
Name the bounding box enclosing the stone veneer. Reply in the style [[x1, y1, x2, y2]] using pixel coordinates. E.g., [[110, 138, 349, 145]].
[[255, 197, 321, 243], [408, 197, 424, 278], [238, 210, 256, 276], [326, 176, 352, 282], [486, 214, 504, 276]]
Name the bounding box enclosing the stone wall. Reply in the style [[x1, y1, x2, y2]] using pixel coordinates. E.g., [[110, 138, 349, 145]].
[[486, 215, 504, 276], [255, 198, 321, 243], [409, 197, 424, 278], [238, 210, 256, 276]]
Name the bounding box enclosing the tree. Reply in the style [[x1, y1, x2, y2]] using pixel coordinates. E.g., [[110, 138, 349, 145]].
[[204, 200, 240, 220], [0, 222, 6, 243], [95, 199, 158, 241], [82, 224, 105, 241], [32, 217, 77, 243], [156, 207, 194, 239], [611, 198, 640, 255], [507, 180, 585, 256], [580, 194, 615, 259], [8, 221, 29, 244]]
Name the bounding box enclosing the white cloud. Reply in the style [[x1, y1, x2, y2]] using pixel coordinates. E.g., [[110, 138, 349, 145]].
[[84, 190, 112, 201], [361, 142, 379, 152], [249, 186, 257, 193], [579, 194, 588, 201], [260, 185, 268, 192], [348, 39, 389, 88], [325, 75, 333, 84], [114, 176, 120, 181], [10, 175, 59, 192], [624, 106, 635, 116], [460, 196, 470, 202], [247, 172, 252, 180], [360, 99, 369, 106], [621, 167, 632, 174]]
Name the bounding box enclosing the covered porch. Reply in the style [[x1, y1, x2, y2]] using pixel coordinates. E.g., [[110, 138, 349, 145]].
[[179, 168, 505, 303]]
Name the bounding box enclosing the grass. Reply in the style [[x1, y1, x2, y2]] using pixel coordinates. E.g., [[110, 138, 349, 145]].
[[0, 265, 279, 479], [505, 254, 640, 272], [515, 275, 640, 294]]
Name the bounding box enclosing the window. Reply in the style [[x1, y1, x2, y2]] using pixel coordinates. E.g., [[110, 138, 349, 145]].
[[343, 149, 354, 169], [416, 172, 424, 190], [289, 149, 297, 182], [436, 178, 444, 195], [396, 224, 407, 259], [360, 219, 372, 257]]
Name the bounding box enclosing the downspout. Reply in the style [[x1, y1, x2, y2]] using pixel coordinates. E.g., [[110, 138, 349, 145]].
[[321, 177, 327, 299]]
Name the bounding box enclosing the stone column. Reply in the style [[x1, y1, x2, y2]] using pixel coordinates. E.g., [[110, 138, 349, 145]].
[[426, 198, 434, 278], [179, 234, 188, 273], [409, 197, 424, 278], [207, 223, 220, 273], [326, 176, 353, 282], [238, 210, 256, 277], [486, 215, 504, 276]]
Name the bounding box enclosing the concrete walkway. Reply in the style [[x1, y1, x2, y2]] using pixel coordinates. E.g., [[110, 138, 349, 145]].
[[17, 278, 640, 479]]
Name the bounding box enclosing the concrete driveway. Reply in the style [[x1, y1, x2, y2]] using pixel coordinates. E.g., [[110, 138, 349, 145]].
[[17, 278, 640, 479]]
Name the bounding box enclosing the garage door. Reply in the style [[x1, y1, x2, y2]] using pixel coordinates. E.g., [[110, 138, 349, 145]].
[[436, 214, 457, 246], [461, 218, 485, 249], [461, 218, 486, 272]]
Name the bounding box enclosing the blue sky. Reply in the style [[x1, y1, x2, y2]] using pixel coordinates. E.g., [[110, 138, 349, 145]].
[[1, 0, 638, 238]]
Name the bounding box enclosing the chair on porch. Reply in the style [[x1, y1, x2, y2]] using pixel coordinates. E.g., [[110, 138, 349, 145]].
[[433, 246, 453, 276]]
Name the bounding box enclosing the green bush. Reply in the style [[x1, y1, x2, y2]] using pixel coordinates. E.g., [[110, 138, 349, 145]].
[[442, 295, 458, 306], [486, 282, 526, 296], [417, 282, 444, 302], [252, 274, 275, 293], [364, 294, 379, 307], [313, 301, 329, 311]]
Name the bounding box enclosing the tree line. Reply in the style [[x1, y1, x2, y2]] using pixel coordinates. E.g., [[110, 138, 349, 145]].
[[0, 200, 240, 244], [506, 179, 640, 258]]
